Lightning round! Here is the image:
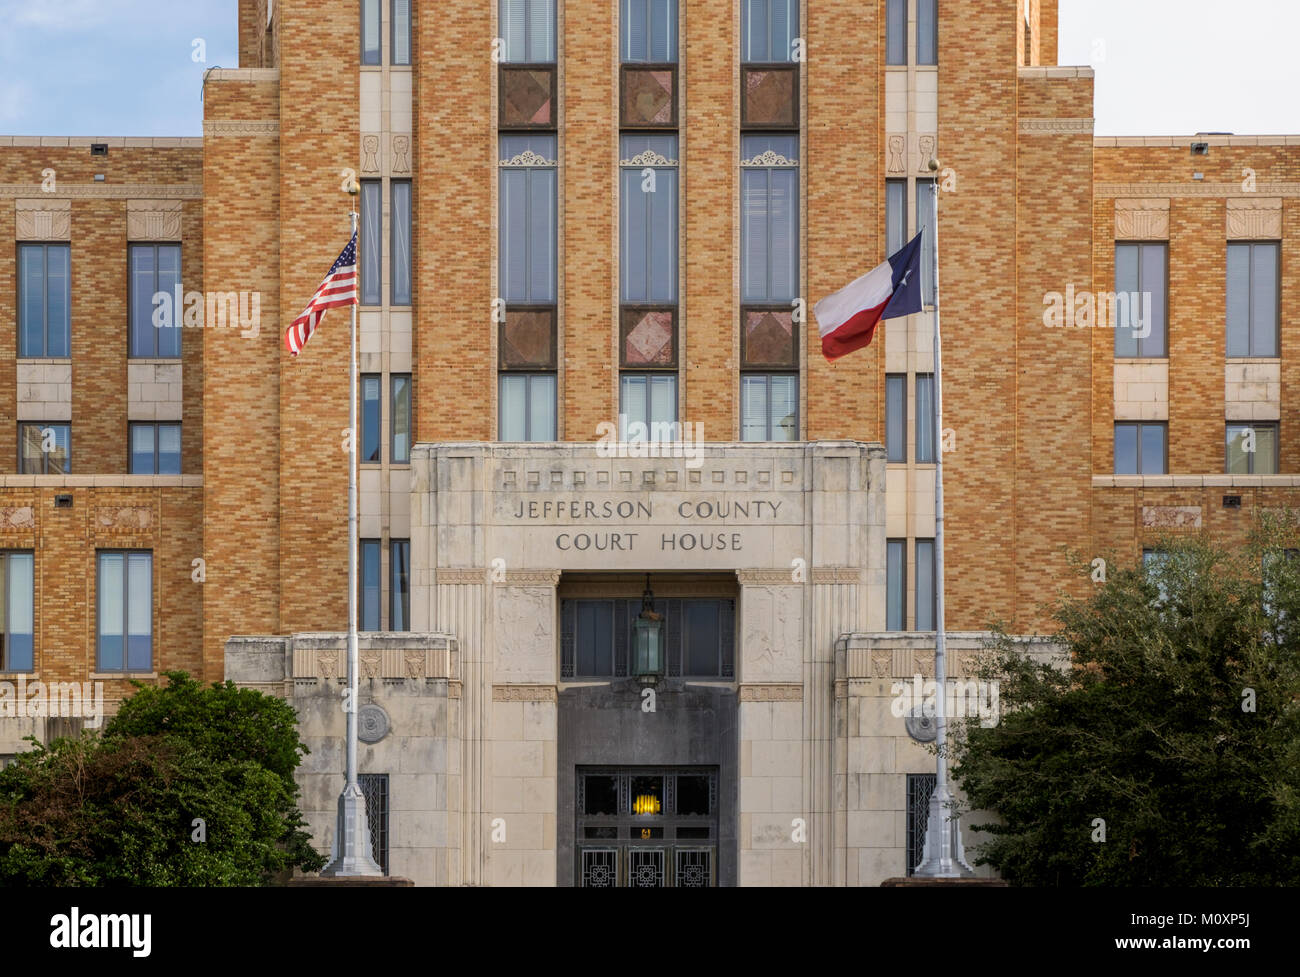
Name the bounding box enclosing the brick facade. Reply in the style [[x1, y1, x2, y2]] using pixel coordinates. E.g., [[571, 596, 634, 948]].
[[0, 0, 1297, 712]]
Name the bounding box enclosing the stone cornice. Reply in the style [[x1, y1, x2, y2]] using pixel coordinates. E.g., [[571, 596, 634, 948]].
[[1018, 117, 1094, 134], [0, 184, 202, 200], [1096, 182, 1300, 198], [202, 119, 280, 137]]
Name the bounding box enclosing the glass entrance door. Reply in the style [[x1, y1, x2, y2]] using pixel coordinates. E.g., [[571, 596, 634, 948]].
[[576, 766, 718, 887]]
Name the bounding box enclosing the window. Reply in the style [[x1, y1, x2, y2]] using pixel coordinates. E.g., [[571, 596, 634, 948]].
[[741, 135, 799, 303], [97, 551, 151, 672], [1227, 242, 1279, 358], [561, 598, 734, 678], [358, 773, 390, 874], [361, 0, 380, 64], [0, 552, 34, 672], [906, 773, 937, 876], [885, 179, 907, 257], [129, 244, 181, 358], [360, 539, 381, 631], [741, 373, 797, 442], [129, 422, 181, 475], [499, 373, 557, 441], [915, 373, 936, 463], [391, 0, 411, 65], [499, 135, 557, 304], [621, 0, 677, 62], [391, 373, 412, 464], [360, 181, 382, 306], [390, 540, 410, 632], [1227, 423, 1278, 475], [391, 180, 411, 306], [1114, 243, 1167, 357], [19, 423, 69, 474], [885, 374, 906, 462], [620, 374, 677, 440], [500, 0, 555, 62], [917, 0, 938, 65], [887, 539, 906, 631], [1143, 548, 1171, 605], [621, 135, 678, 304], [17, 243, 70, 357], [915, 538, 935, 631], [740, 0, 798, 63], [886, 0, 906, 65], [916, 180, 937, 305], [1114, 422, 1166, 475], [361, 374, 381, 463]]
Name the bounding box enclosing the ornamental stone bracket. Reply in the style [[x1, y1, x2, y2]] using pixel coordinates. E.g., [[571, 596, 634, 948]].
[[15, 198, 71, 240], [1114, 198, 1169, 240], [126, 199, 184, 242], [1226, 197, 1282, 240]]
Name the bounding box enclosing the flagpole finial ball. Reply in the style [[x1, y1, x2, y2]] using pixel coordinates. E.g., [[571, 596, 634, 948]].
[[927, 157, 940, 172]]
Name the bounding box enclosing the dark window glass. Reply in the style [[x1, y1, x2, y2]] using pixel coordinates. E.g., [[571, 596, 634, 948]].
[[576, 600, 614, 676], [499, 373, 557, 441], [391, 0, 411, 65], [885, 179, 907, 256], [886, 0, 906, 64], [96, 551, 152, 672], [915, 539, 935, 631], [17, 243, 70, 357], [917, 0, 937, 65], [741, 0, 798, 63], [129, 244, 181, 358], [358, 773, 389, 874], [19, 423, 69, 474], [0, 552, 35, 672], [500, 0, 556, 63], [1226, 242, 1279, 357], [676, 775, 710, 816], [391, 374, 412, 463], [361, 374, 381, 463], [391, 180, 412, 305], [916, 374, 936, 463], [390, 539, 410, 631], [885, 374, 906, 462], [622, 0, 677, 63], [360, 539, 381, 631], [360, 181, 382, 305], [887, 539, 906, 631], [684, 600, 720, 676], [129, 423, 181, 475], [361, 0, 381, 64], [584, 775, 619, 815], [1227, 423, 1278, 475], [1114, 243, 1168, 357], [741, 373, 798, 442], [1114, 422, 1166, 475]]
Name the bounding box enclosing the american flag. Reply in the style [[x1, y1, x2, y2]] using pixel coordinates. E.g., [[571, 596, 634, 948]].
[[284, 233, 358, 356]]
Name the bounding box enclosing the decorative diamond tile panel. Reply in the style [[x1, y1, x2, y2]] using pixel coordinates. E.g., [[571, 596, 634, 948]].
[[622, 68, 676, 127], [622, 309, 675, 366], [501, 68, 554, 128], [743, 67, 797, 127], [501, 309, 555, 368], [743, 309, 797, 367]]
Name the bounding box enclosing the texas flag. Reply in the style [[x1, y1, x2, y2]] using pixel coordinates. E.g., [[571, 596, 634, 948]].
[[814, 231, 925, 360]]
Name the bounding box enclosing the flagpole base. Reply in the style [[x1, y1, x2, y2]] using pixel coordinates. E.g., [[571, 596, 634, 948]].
[[320, 784, 384, 878], [912, 786, 975, 878]]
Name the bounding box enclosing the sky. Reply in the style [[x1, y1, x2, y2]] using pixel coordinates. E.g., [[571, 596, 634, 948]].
[[0, 1, 1296, 137]]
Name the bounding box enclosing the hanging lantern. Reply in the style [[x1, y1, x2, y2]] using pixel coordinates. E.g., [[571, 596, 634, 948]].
[[632, 574, 664, 687]]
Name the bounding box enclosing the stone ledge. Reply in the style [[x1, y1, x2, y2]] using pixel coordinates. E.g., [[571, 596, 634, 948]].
[[880, 876, 1007, 887]]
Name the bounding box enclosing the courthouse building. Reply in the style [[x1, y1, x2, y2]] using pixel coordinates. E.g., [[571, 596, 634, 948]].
[[0, 0, 1297, 885]]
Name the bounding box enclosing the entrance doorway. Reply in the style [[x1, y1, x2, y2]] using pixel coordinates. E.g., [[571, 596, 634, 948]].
[[576, 766, 718, 887]]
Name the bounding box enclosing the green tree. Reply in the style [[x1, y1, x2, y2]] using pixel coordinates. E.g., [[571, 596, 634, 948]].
[[951, 527, 1300, 885], [0, 672, 325, 885]]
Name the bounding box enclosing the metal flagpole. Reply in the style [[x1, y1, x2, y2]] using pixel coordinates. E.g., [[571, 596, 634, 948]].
[[914, 158, 973, 878], [322, 192, 383, 877]]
